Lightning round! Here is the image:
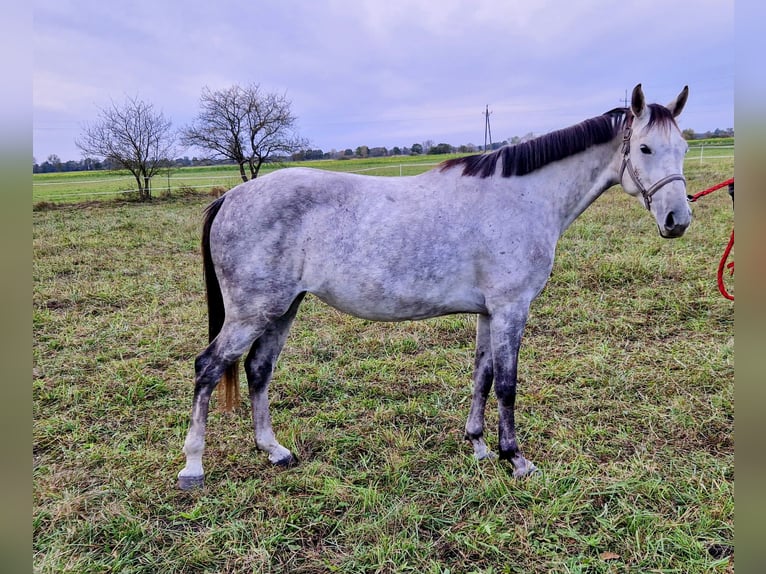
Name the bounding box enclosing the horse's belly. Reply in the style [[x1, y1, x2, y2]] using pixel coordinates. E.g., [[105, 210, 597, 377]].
[[310, 282, 487, 321]]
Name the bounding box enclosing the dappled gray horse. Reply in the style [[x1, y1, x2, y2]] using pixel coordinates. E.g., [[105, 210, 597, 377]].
[[178, 84, 691, 489]]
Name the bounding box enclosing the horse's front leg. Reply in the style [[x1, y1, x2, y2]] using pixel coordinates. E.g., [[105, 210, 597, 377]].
[[465, 314, 496, 460], [489, 304, 537, 478]]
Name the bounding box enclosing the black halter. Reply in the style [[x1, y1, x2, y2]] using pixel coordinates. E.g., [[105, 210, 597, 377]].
[[619, 114, 686, 211]]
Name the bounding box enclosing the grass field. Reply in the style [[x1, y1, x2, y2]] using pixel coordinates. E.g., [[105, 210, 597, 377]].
[[33, 158, 734, 572]]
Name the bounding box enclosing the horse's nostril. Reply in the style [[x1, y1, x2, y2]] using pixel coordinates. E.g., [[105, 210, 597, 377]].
[[665, 211, 676, 229]]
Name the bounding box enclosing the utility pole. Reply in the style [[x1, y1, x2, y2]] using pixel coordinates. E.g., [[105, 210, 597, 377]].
[[621, 89, 629, 109], [484, 105, 493, 151]]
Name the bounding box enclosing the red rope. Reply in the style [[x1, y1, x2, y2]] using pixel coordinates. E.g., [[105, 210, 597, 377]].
[[717, 229, 734, 300], [688, 177, 734, 202], [688, 177, 734, 301]]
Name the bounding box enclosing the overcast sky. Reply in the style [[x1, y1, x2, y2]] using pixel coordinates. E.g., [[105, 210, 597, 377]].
[[33, 0, 734, 163]]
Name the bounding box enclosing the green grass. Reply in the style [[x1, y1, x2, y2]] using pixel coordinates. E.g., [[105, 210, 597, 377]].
[[33, 159, 733, 572]]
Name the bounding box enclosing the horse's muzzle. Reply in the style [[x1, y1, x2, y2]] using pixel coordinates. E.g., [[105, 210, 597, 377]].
[[658, 209, 691, 238]]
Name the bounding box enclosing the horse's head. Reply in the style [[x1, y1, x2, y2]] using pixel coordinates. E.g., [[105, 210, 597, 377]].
[[619, 84, 691, 238]]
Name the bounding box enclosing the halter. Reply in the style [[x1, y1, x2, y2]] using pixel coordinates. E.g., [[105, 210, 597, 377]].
[[618, 114, 686, 211]]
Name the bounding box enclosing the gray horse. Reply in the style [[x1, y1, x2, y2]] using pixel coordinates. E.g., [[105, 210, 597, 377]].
[[178, 84, 691, 489]]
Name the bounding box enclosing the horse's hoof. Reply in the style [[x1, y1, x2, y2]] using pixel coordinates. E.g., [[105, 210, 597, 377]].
[[177, 474, 205, 490], [475, 450, 497, 461], [272, 453, 298, 468], [512, 461, 539, 479]]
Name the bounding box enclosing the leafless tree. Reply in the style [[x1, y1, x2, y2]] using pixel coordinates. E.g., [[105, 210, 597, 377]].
[[76, 96, 175, 200], [181, 84, 307, 182]]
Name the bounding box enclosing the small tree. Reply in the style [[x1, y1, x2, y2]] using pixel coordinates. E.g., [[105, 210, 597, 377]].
[[430, 143, 453, 154], [182, 84, 307, 182], [76, 96, 175, 201], [355, 145, 369, 158], [47, 154, 62, 170]]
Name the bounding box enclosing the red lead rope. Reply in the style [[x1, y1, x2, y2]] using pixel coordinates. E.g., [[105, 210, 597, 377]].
[[716, 230, 734, 300], [688, 177, 734, 301], [688, 177, 734, 202]]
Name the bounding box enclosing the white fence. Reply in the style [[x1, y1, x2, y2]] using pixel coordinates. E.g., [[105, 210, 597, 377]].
[[687, 144, 734, 163]]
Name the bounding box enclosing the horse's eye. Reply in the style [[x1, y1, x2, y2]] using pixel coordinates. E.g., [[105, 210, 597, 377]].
[[640, 144, 652, 155]]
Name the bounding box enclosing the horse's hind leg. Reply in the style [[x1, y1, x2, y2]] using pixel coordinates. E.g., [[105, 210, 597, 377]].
[[177, 320, 262, 490], [245, 294, 304, 466], [465, 315, 496, 460]]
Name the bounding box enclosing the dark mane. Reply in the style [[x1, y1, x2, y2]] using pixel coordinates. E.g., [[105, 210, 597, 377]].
[[440, 107, 632, 178]]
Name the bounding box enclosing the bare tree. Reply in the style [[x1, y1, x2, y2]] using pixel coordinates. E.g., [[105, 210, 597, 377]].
[[76, 96, 175, 201], [181, 84, 307, 182]]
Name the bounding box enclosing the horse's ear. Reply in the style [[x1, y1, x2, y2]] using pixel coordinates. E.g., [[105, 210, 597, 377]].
[[667, 85, 689, 117], [630, 84, 646, 119]]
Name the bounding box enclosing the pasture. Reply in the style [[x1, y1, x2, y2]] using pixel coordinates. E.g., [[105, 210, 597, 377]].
[[33, 158, 733, 572]]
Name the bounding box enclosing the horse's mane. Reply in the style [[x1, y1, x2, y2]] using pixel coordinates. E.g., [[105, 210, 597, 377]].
[[440, 105, 677, 179]]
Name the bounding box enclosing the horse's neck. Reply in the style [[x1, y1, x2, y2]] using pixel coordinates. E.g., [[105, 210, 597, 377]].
[[542, 140, 622, 234]]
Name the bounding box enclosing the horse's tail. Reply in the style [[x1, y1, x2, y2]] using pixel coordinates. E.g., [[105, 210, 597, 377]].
[[201, 195, 240, 413]]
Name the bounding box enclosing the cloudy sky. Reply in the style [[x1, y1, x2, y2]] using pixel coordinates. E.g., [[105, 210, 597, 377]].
[[33, 0, 734, 163]]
